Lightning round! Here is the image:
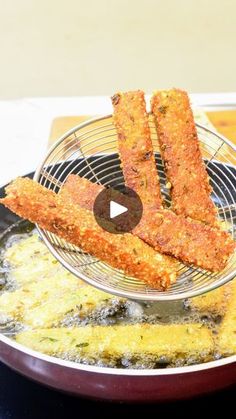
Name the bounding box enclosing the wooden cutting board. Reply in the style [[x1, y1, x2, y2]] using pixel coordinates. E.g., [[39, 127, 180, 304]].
[[48, 110, 236, 147]]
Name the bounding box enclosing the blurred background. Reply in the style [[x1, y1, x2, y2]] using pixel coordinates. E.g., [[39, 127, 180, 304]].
[[0, 0, 236, 99]]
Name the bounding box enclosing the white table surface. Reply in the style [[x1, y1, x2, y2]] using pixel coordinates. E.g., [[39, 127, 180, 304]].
[[0, 93, 236, 186]]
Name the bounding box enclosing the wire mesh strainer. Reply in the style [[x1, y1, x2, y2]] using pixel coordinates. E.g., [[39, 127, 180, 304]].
[[33, 115, 236, 301]]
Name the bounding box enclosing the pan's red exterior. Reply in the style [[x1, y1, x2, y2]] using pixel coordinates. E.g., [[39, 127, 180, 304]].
[[0, 336, 235, 402]]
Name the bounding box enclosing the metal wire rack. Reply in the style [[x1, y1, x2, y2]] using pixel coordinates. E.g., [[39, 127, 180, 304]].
[[33, 115, 236, 301]]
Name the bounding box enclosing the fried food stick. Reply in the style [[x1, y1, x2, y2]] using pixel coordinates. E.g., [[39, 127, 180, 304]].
[[187, 283, 231, 317], [61, 175, 235, 272], [216, 279, 236, 356], [22, 286, 123, 328], [16, 324, 214, 366], [0, 177, 178, 290], [111, 90, 163, 211], [134, 213, 234, 272], [151, 89, 218, 227]]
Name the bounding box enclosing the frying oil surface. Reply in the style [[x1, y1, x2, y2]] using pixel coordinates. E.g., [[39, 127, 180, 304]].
[[0, 222, 234, 369]]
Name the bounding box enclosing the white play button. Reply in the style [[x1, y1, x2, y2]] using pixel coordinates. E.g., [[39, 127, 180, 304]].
[[110, 201, 128, 219], [93, 186, 143, 234]]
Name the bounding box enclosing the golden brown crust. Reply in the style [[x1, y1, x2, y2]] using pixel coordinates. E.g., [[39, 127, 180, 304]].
[[112, 90, 163, 211], [61, 176, 103, 209], [151, 89, 218, 226], [0, 177, 178, 289], [62, 175, 235, 272], [134, 210, 235, 272]]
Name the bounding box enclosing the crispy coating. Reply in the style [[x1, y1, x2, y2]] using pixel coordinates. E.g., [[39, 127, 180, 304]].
[[61, 175, 235, 272], [60, 175, 106, 210], [0, 177, 178, 289], [111, 90, 163, 211], [23, 286, 121, 328], [60, 177, 104, 210], [16, 324, 214, 365], [135, 211, 234, 272], [151, 89, 218, 226]]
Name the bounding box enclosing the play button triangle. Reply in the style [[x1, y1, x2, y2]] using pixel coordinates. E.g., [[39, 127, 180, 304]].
[[110, 201, 128, 219]]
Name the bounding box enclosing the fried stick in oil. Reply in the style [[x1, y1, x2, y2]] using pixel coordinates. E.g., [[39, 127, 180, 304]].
[[111, 90, 163, 212]]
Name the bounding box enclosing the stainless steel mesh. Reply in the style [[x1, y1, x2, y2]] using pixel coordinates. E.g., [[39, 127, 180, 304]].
[[33, 114, 236, 301]]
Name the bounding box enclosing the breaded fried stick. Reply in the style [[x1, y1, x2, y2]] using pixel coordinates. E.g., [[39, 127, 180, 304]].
[[134, 212, 234, 272], [16, 324, 214, 365], [61, 175, 235, 272], [111, 90, 163, 211], [0, 177, 178, 290], [151, 89, 218, 226], [217, 280, 236, 355]]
